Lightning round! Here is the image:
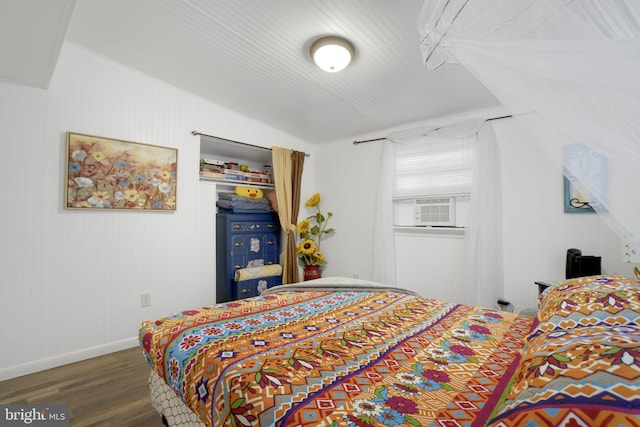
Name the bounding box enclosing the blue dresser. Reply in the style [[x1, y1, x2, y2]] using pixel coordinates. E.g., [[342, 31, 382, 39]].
[[216, 212, 281, 302]]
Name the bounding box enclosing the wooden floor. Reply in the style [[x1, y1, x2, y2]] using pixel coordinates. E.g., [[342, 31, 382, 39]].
[[0, 347, 163, 426]]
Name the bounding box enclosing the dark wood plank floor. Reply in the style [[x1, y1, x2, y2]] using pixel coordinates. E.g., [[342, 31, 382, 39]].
[[0, 347, 163, 427]]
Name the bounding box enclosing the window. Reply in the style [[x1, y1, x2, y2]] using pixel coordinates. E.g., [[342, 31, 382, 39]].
[[392, 121, 480, 228], [393, 133, 474, 199]]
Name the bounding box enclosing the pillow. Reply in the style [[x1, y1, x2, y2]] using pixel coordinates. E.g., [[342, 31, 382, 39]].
[[487, 275, 640, 426], [487, 323, 640, 426], [235, 185, 264, 199], [218, 191, 270, 204], [535, 275, 640, 334]]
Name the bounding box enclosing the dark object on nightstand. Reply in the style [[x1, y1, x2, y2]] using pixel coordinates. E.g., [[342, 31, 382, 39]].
[[536, 248, 603, 297], [566, 248, 601, 279]]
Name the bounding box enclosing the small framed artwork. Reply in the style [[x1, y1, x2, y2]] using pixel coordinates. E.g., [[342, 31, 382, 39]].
[[562, 144, 607, 214], [65, 132, 178, 210], [563, 176, 595, 213]]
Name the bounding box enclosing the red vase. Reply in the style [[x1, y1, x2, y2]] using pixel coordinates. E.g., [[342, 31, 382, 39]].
[[303, 265, 322, 281]]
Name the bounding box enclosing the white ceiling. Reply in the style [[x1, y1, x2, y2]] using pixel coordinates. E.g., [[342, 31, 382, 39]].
[[0, 0, 75, 88], [2, 0, 499, 143]]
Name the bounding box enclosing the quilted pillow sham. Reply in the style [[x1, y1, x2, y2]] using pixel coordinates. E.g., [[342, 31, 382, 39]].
[[487, 323, 640, 426], [488, 275, 640, 426], [535, 275, 640, 334]]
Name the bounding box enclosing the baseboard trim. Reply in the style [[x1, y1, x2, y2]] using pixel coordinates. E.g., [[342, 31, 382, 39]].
[[0, 337, 139, 382]]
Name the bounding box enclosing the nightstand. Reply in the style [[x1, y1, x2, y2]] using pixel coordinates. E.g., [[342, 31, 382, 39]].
[[535, 281, 552, 295], [535, 280, 561, 295]]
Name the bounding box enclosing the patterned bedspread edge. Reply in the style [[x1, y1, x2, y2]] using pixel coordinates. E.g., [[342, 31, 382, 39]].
[[260, 276, 418, 296]]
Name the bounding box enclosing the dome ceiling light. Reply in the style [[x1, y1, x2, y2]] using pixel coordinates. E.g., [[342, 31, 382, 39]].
[[310, 36, 356, 73]]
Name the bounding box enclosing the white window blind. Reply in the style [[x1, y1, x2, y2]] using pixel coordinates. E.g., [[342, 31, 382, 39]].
[[393, 133, 475, 199]]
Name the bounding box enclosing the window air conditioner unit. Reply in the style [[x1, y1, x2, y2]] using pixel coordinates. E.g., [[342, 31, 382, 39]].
[[414, 197, 455, 226]]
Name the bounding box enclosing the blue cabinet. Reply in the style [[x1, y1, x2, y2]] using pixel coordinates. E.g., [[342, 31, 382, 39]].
[[216, 212, 281, 302]]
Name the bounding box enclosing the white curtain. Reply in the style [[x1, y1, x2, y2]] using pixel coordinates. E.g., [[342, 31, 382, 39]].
[[419, 0, 640, 259], [465, 123, 503, 308], [389, 118, 502, 306], [371, 140, 397, 285]]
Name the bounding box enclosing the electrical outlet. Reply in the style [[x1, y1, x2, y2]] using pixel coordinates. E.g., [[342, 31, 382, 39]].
[[140, 292, 151, 308], [352, 273, 359, 279]]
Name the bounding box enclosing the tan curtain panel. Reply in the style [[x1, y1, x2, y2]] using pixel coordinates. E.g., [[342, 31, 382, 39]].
[[272, 147, 305, 284], [290, 150, 305, 247]]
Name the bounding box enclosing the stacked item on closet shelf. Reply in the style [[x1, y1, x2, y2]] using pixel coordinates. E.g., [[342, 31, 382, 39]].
[[216, 188, 274, 213]]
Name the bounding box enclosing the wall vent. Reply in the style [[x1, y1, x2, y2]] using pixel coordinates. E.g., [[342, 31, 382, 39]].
[[414, 197, 455, 226]]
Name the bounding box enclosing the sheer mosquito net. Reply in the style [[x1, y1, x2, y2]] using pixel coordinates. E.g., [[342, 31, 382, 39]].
[[419, 0, 640, 261]]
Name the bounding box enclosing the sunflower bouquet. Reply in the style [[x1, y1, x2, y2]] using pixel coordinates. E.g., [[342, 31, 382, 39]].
[[296, 193, 334, 266]]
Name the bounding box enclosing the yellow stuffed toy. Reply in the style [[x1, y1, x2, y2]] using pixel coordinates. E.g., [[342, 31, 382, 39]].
[[235, 186, 264, 199]]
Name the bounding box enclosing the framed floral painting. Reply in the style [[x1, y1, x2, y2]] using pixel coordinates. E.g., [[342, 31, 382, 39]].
[[65, 132, 178, 211]]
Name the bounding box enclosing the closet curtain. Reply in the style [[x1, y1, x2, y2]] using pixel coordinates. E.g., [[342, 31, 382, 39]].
[[419, 0, 640, 257], [272, 147, 305, 284]]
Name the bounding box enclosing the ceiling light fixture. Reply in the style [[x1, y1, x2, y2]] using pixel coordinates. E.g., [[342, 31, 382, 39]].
[[310, 36, 356, 73]]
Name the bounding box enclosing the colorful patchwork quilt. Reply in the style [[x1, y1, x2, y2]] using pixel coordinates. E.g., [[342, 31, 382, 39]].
[[487, 275, 640, 426], [139, 283, 534, 427]]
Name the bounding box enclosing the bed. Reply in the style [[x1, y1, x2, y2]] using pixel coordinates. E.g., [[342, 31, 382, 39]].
[[139, 275, 640, 426]]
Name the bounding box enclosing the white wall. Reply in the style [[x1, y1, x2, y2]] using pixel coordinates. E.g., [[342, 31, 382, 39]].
[[305, 137, 387, 282], [313, 114, 635, 311], [496, 118, 634, 310], [394, 229, 466, 302], [0, 42, 314, 381]]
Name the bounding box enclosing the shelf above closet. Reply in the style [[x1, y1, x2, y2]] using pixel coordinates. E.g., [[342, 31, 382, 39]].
[[199, 175, 275, 189], [199, 135, 272, 164], [196, 131, 274, 187]]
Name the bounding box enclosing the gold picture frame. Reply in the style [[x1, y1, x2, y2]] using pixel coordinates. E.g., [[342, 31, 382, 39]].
[[65, 132, 178, 211]]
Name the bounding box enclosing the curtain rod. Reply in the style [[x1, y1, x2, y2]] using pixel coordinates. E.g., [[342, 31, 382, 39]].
[[352, 115, 513, 145], [192, 130, 310, 157]]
